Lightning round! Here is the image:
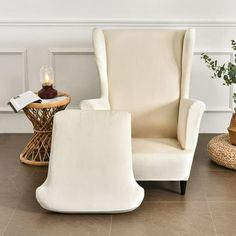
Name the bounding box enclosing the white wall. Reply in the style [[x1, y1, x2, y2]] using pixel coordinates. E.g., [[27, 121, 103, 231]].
[[0, 0, 236, 133]]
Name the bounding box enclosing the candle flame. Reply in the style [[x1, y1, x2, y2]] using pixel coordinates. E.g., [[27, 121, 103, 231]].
[[45, 73, 50, 83]]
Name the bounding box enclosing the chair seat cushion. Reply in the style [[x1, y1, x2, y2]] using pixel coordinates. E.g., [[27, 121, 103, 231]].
[[132, 138, 194, 181]]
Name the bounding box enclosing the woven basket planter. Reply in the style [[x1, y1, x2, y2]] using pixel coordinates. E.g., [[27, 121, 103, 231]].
[[228, 113, 236, 145]]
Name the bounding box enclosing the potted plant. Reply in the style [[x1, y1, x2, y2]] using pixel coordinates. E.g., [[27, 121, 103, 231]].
[[201, 40, 236, 145]]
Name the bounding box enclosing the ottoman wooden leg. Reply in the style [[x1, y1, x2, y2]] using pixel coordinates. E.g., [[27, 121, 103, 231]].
[[180, 181, 187, 195]]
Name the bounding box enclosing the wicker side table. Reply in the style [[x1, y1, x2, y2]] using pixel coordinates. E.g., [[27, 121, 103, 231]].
[[207, 134, 236, 170], [20, 93, 70, 166]]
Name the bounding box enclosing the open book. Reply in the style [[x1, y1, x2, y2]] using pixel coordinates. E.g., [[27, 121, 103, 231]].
[[8, 91, 41, 113]]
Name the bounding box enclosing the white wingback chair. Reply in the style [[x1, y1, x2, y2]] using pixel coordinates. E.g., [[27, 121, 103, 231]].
[[80, 28, 205, 194]]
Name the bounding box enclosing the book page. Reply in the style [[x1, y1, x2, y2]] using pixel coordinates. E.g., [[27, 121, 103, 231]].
[[9, 91, 41, 112]]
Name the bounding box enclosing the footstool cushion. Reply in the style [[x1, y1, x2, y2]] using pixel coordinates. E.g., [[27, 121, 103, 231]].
[[36, 110, 144, 213], [207, 134, 236, 170]]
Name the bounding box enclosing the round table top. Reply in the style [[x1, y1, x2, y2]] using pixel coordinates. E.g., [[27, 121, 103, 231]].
[[25, 92, 70, 109], [207, 134, 236, 170]]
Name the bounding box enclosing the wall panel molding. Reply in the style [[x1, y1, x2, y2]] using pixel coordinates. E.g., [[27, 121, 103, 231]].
[[49, 47, 94, 82], [49, 48, 95, 109], [49, 48, 94, 70], [1, 19, 236, 27], [0, 48, 28, 112]]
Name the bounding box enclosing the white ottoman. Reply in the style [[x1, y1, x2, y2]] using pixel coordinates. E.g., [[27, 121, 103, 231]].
[[36, 110, 144, 213]]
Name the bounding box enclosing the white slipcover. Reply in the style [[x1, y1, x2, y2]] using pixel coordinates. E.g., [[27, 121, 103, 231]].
[[36, 110, 144, 213], [80, 28, 206, 181]]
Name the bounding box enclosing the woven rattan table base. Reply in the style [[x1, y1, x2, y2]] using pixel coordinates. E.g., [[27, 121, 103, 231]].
[[20, 94, 70, 166], [207, 134, 236, 170]]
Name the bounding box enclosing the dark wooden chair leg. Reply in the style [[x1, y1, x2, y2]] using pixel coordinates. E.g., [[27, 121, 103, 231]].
[[180, 181, 187, 195]]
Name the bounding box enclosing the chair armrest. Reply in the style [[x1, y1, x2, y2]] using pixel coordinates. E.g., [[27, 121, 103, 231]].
[[79, 98, 110, 110], [177, 98, 206, 150]]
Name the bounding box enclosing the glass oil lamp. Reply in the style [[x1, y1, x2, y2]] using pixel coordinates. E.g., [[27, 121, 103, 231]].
[[38, 66, 57, 99]]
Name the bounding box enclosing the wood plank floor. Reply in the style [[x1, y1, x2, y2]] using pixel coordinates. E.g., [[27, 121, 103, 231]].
[[0, 134, 236, 236]]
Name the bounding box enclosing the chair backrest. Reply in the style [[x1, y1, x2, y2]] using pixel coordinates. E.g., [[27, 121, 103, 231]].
[[93, 29, 195, 138]]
